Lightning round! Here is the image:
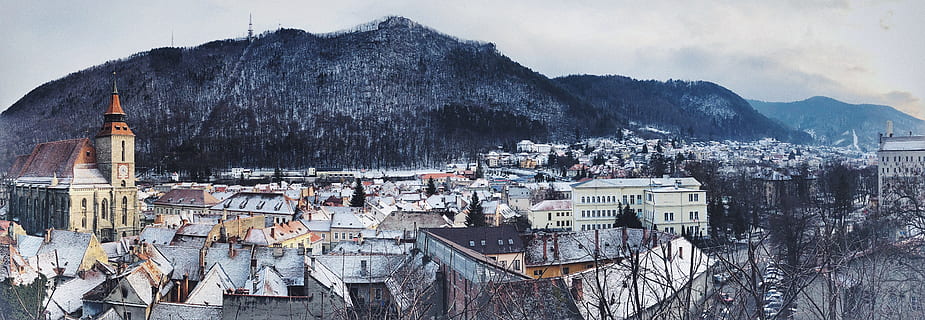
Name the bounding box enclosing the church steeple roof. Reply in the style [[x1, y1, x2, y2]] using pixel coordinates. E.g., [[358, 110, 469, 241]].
[[97, 73, 134, 137]]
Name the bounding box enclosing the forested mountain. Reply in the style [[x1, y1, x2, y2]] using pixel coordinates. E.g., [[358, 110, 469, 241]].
[[554, 75, 811, 142], [749, 96, 925, 151], [0, 16, 805, 172]]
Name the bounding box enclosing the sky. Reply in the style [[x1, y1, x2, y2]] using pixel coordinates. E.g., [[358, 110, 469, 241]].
[[2, 0, 923, 119]]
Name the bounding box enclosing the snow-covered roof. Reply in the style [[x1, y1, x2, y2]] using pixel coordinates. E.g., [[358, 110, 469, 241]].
[[571, 177, 701, 189], [149, 302, 222, 320], [880, 136, 925, 151], [138, 227, 177, 245], [251, 266, 287, 296], [316, 254, 406, 284], [186, 264, 235, 306], [531, 200, 572, 212]]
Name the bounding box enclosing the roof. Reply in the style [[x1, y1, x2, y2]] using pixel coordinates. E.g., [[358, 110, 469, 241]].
[[10, 138, 96, 179], [211, 192, 296, 216], [252, 246, 306, 286], [154, 189, 221, 207], [306, 257, 354, 308], [524, 228, 677, 266], [423, 225, 525, 255], [647, 186, 702, 193], [331, 209, 365, 230], [252, 266, 288, 296], [154, 245, 203, 281], [880, 136, 925, 151], [149, 302, 222, 320], [35, 230, 99, 277], [378, 212, 450, 231], [316, 254, 406, 284], [138, 227, 178, 245], [185, 264, 235, 305], [531, 200, 572, 212], [571, 177, 701, 189], [96, 92, 134, 137], [16, 234, 43, 258], [175, 223, 214, 237], [47, 269, 108, 319], [244, 221, 312, 245]]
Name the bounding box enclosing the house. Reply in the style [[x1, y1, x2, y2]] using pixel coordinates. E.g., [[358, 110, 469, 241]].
[[422, 225, 526, 274], [151, 188, 220, 222], [209, 192, 298, 226], [529, 200, 573, 231], [243, 220, 323, 253], [28, 229, 109, 279]]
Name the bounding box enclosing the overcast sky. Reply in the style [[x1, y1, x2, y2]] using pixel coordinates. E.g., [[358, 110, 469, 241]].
[[2, 0, 923, 119]]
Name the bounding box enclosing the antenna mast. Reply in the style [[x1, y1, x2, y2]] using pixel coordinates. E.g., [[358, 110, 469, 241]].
[[248, 14, 254, 41]]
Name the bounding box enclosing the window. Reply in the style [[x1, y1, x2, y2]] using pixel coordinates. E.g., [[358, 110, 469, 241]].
[[101, 199, 108, 220], [334, 233, 339, 240], [480, 240, 486, 246], [375, 288, 382, 300], [513, 259, 521, 270], [122, 197, 128, 225], [121, 140, 126, 161], [508, 238, 514, 245], [498, 239, 504, 245], [533, 269, 544, 276], [623, 195, 628, 204], [562, 267, 570, 275], [469, 240, 475, 246]]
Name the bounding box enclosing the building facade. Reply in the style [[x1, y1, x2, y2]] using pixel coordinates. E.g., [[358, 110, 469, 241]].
[[642, 187, 708, 236], [570, 177, 701, 233], [5, 86, 139, 240]]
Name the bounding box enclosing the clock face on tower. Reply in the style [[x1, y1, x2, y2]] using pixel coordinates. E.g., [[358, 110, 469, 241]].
[[117, 163, 129, 179]]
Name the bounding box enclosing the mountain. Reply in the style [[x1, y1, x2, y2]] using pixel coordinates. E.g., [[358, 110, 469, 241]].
[[0, 16, 805, 172], [554, 75, 810, 142], [749, 96, 925, 151]]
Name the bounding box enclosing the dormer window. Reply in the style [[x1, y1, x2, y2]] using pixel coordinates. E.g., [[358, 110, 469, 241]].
[[480, 240, 486, 246], [498, 239, 503, 245], [508, 239, 514, 245], [469, 241, 475, 246]]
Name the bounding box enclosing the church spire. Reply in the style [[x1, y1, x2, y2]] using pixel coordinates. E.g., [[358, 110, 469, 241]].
[[97, 73, 133, 137]]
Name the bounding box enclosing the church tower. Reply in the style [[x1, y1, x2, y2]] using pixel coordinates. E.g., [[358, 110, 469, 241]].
[[95, 76, 138, 238]]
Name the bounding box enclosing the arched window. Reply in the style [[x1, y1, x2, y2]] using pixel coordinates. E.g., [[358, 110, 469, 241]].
[[101, 199, 108, 220], [81, 199, 87, 212], [121, 140, 126, 161], [122, 196, 128, 226]]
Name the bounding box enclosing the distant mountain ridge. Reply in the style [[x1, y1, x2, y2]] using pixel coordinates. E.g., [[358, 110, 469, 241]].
[[749, 96, 924, 151], [0, 16, 807, 172]]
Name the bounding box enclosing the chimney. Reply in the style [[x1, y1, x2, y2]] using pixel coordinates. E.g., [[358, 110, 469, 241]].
[[298, 243, 306, 256], [228, 242, 235, 258], [622, 227, 628, 246], [543, 235, 548, 261], [571, 278, 584, 301], [270, 227, 276, 239], [44, 229, 52, 243], [181, 274, 190, 301], [594, 229, 600, 258], [553, 233, 559, 260], [666, 240, 672, 261], [675, 179, 682, 188], [198, 247, 207, 268], [887, 120, 894, 137], [273, 244, 284, 258]]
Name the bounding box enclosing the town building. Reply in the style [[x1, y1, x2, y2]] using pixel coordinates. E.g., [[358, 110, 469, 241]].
[[642, 186, 708, 236], [570, 177, 701, 233], [877, 121, 925, 201], [151, 188, 220, 222], [5, 85, 139, 240], [528, 200, 573, 231]]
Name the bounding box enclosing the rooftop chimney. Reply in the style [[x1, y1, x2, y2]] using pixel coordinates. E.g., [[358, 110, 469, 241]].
[[553, 233, 559, 260], [887, 120, 894, 137], [543, 234, 548, 261]]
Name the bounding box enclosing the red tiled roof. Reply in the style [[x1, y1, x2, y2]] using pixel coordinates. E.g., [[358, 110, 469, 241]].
[[14, 138, 95, 179], [6, 154, 30, 178]]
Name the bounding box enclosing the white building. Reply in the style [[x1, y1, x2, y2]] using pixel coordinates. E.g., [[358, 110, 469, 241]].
[[643, 187, 707, 236], [570, 177, 703, 235]]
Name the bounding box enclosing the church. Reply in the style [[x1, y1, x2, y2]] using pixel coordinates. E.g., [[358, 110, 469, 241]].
[[5, 82, 139, 241]]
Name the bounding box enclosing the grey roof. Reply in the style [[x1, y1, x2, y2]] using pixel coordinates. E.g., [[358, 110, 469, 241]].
[[378, 212, 450, 231], [253, 246, 305, 286], [301, 219, 332, 232], [155, 245, 204, 281], [149, 302, 222, 320], [251, 266, 287, 296], [47, 269, 107, 319], [15, 234, 43, 258], [35, 230, 96, 277], [571, 177, 701, 189], [204, 246, 252, 288], [330, 239, 414, 255], [211, 192, 297, 216], [423, 225, 525, 255], [524, 228, 676, 266], [175, 223, 214, 237], [331, 210, 365, 230], [315, 254, 406, 284], [185, 264, 235, 305], [138, 227, 178, 245]]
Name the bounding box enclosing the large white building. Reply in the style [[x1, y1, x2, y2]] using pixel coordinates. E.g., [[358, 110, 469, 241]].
[[878, 122, 925, 200], [570, 177, 704, 235]]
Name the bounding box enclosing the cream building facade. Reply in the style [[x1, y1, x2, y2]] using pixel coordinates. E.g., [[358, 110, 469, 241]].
[[570, 177, 701, 233], [643, 186, 708, 237]]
